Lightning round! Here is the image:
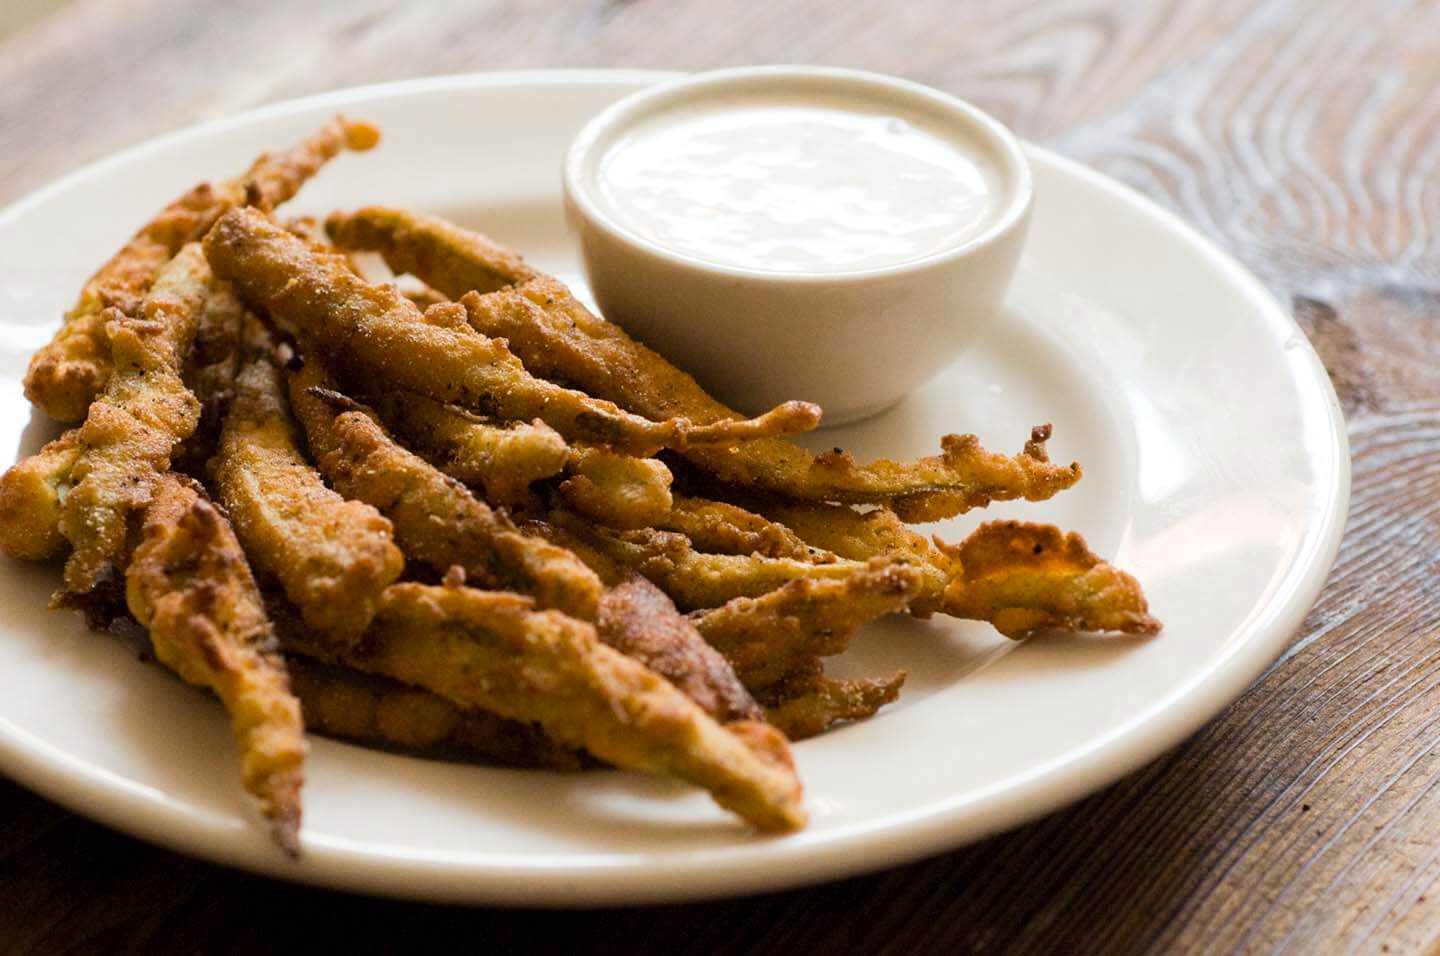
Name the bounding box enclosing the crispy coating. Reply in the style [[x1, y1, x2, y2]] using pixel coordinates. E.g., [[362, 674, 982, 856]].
[[399, 282, 450, 311], [285, 654, 583, 770], [326, 205, 536, 294], [764, 502, 1159, 634], [550, 511, 866, 611], [497, 276, 1077, 516], [662, 427, 1079, 524], [205, 208, 820, 454], [216, 358, 404, 643], [175, 283, 249, 477], [375, 391, 568, 506], [125, 475, 306, 855], [378, 390, 674, 527], [695, 558, 923, 690], [762, 500, 932, 560], [58, 245, 210, 596], [760, 500, 953, 613], [287, 360, 603, 619], [518, 518, 762, 722], [598, 574, 761, 723], [0, 295, 254, 566], [660, 496, 826, 561], [559, 447, 673, 530], [938, 521, 1161, 637], [240, 118, 379, 212], [25, 118, 376, 423], [282, 582, 806, 832], [758, 662, 907, 741], [457, 282, 821, 448], [325, 208, 1077, 517], [0, 431, 82, 560], [282, 215, 327, 245], [2, 150, 1172, 837], [520, 516, 630, 589]]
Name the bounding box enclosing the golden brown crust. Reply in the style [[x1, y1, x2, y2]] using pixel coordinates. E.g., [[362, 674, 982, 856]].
[[758, 500, 954, 613], [503, 273, 1078, 515], [558, 447, 673, 531], [520, 516, 629, 588], [758, 662, 907, 741], [285, 653, 584, 770], [125, 475, 306, 855], [58, 245, 209, 596], [519, 517, 761, 721], [323, 208, 1077, 517], [398, 282, 450, 311], [25, 213, 195, 423], [175, 282, 250, 478], [762, 503, 1160, 634], [287, 360, 603, 620], [0, 431, 82, 560], [241, 118, 378, 213], [597, 574, 761, 723], [376, 390, 675, 529], [0, 133, 1170, 845], [282, 582, 806, 832], [459, 284, 824, 449], [549, 511, 869, 611], [374, 391, 568, 507], [25, 118, 376, 423], [205, 207, 819, 455], [695, 558, 923, 690], [326, 205, 535, 295], [938, 521, 1162, 638], [659, 496, 826, 561], [216, 358, 404, 643]]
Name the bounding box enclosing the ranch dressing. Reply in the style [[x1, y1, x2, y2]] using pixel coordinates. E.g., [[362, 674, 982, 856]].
[[593, 96, 1005, 274]]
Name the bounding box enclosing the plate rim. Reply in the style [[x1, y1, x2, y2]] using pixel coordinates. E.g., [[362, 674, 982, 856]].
[[0, 69, 1351, 905]]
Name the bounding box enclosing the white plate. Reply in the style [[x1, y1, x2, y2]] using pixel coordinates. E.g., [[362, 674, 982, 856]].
[[0, 71, 1348, 905]]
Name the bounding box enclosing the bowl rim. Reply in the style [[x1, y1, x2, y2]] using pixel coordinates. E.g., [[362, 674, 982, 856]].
[[562, 64, 1035, 284]]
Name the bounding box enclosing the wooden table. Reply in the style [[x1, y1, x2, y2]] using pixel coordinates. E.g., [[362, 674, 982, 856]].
[[3, 1, 1438, 952]]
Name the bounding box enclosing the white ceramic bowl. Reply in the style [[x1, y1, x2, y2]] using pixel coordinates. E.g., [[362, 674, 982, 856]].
[[563, 66, 1034, 424]]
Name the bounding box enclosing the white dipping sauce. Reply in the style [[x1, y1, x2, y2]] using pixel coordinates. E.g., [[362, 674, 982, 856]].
[[593, 97, 1004, 274]]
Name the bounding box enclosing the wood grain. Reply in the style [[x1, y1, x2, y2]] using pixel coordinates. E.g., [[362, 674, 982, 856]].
[[3, 0, 1440, 953]]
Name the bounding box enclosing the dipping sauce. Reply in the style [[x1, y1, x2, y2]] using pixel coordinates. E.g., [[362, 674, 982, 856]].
[[592, 97, 1005, 274]]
